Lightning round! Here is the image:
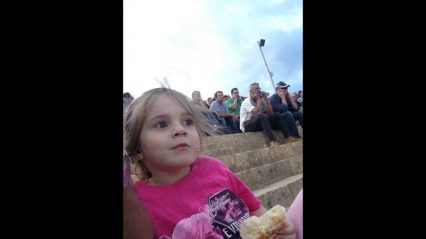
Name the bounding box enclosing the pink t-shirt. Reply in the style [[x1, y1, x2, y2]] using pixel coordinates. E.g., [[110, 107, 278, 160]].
[[135, 156, 261, 239]]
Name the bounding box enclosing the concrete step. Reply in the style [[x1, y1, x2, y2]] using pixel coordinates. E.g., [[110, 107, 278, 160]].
[[215, 140, 303, 173], [253, 174, 303, 209], [204, 126, 303, 158], [236, 155, 302, 191], [203, 132, 275, 157]]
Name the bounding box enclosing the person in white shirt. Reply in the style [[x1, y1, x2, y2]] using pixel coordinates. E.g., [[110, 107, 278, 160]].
[[240, 83, 298, 146]]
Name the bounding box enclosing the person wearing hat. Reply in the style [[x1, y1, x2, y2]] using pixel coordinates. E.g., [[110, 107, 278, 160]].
[[269, 81, 303, 137], [240, 82, 299, 146]]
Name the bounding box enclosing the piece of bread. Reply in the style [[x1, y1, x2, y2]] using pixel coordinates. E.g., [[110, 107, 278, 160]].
[[240, 205, 287, 239]]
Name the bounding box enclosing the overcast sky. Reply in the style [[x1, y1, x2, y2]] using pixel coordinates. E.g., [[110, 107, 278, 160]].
[[124, 0, 302, 99]]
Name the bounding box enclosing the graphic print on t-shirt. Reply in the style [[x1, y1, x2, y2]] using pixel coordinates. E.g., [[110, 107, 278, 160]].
[[208, 188, 250, 239]]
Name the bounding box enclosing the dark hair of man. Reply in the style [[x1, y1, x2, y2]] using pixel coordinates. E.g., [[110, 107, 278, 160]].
[[214, 91, 223, 99]]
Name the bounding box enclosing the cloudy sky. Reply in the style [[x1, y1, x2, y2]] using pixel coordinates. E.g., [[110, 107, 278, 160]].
[[124, 0, 302, 99]]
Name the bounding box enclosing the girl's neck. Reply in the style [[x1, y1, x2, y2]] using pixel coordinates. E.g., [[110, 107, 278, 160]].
[[148, 167, 191, 186]]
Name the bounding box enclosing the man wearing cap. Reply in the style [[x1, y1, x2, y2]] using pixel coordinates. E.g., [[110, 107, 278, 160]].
[[240, 82, 298, 146], [269, 81, 303, 137]]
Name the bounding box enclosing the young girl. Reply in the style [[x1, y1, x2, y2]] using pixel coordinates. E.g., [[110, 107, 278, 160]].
[[124, 88, 295, 239]]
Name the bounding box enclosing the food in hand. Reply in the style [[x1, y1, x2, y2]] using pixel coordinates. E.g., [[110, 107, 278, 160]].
[[240, 205, 287, 239]]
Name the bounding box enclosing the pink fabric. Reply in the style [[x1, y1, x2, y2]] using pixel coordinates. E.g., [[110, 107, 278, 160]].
[[135, 156, 261, 239], [172, 211, 223, 239], [286, 189, 303, 239]]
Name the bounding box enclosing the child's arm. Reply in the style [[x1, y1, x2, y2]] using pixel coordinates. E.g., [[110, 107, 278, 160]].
[[250, 205, 268, 217]]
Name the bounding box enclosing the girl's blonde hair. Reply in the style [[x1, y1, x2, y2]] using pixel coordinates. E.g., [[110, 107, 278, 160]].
[[124, 87, 216, 181]]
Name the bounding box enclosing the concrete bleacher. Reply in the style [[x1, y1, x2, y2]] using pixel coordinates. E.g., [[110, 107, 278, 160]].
[[203, 126, 303, 209]]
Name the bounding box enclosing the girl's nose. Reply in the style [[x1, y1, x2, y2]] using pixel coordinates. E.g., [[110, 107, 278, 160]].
[[172, 123, 187, 137]]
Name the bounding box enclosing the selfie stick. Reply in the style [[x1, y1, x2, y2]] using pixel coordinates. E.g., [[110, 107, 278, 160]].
[[258, 39, 275, 89]]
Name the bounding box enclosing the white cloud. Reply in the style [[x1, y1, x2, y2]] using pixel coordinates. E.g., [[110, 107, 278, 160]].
[[265, 8, 302, 32]]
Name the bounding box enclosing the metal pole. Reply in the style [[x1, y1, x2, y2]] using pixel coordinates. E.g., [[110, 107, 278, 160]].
[[258, 41, 275, 89]]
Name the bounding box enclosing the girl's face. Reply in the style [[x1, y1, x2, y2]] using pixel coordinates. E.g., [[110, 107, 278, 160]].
[[139, 95, 201, 174]]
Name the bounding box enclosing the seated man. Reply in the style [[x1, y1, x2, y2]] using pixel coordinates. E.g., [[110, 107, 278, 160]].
[[291, 92, 302, 109], [269, 81, 303, 137], [210, 91, 241, 134], [225, 87, 243, 131], [240, 82, 298, 146], [297, 90, 303, 108]]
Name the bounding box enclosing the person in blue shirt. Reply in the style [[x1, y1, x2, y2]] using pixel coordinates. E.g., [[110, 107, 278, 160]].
[[269, 81, 302, 138]]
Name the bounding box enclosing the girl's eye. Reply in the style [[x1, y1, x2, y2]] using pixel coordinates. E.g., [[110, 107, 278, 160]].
[[154, 121, 168, 128], [183, 119, 194, 127]]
